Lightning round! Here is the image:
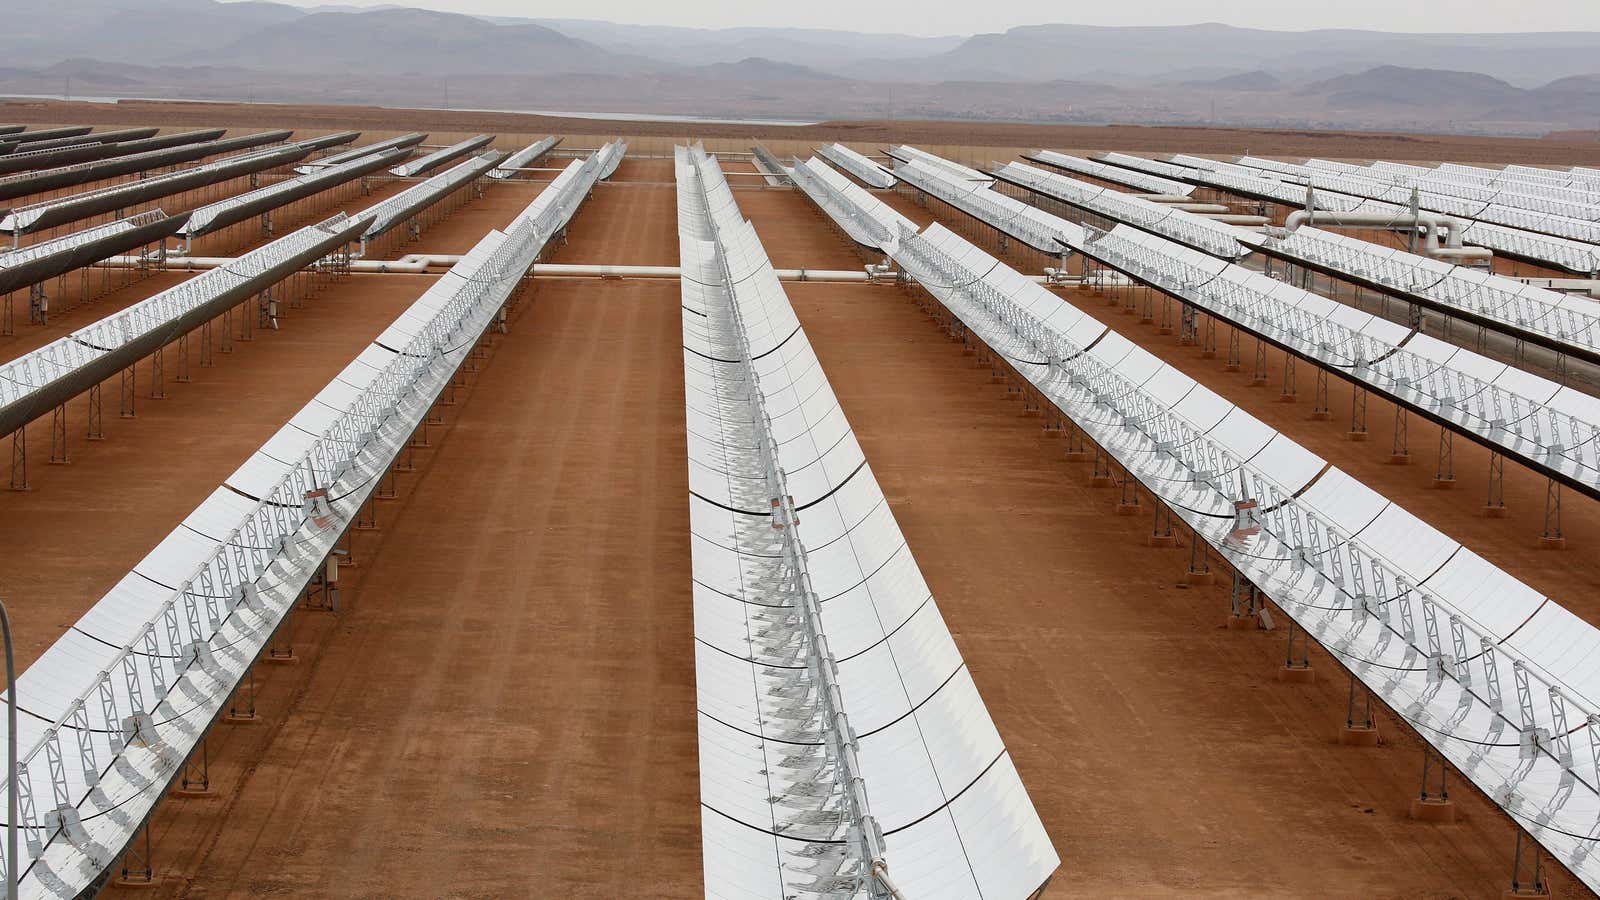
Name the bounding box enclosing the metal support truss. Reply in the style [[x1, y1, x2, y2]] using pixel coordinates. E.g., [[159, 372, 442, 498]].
[[1346, 674, 1374, 730], [1544, 479, 1563, 543], [1187, 527, 1211, 578], [148, 346, 165, 400], [1436, 428, 1455, 483], [1313, 369, 1329, 419], [9, 428, 26, 491], [176, 332, 191, 384], [86, 383, 103, 440], [1349, 387, 1367, 437], [1281, 354, 1297, 400], [49, 404, 67, 465], [1511, 831, 1546, 896], [179, 739, 209, 793], [1152, 503, 1174, 543], [1285, 619, 1311, 671], [1391, 408, 1408, 461], [228, 667, 256, 720], [1487, 453, 1507, 513], [120, 365, 136, 418], [1419, 745, 1449, 805], [117, 823, 154, 886]]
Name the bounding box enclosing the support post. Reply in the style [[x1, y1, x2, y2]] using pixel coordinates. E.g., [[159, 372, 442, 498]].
[[1279, 619, 1314, 682], [49, 405, 67, 465], [1434, 428, 1455, 488], [8, 429, 25, 492], [1485, 453, 1507, 518], [86, 383, 103, 441], [1389, 407, 1409, 463], [120, 365, 136, 418], [1348, 387, 1368, 440], [1340, 674, 1380, 745], [1410, 746, 1456, 821], [1541, 480, 1565, 549], [1310, 368, 1331, 420]]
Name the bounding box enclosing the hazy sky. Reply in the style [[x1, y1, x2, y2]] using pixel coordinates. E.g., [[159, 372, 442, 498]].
[[270, 0, 1600, 37]]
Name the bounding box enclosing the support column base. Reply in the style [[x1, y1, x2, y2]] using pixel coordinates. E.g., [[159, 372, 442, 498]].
[[1483, 505, 1509, 518], [1115, 502, 1140, 516], [1043, 427, 1063, 439], [1503, 888, 1551, 899], [224, 711, 260, 724], [1185, 570, 1213, 586], [1539, 536, 1567, 550], [1222, 363, 1242, 373], [1432, 477, 1456, 490], [1249, 377, 1269, 387], [1148, 533, 1177, 548], [1157, 326, 1173, 335], [1308, 411, 1332, 421], [1277, 393, 1297, 403], [1089, 475, 1114, 488], [1199, 350, 1217, 359], [1387, 453, 1411, 465], [263, 651, 298, 665], [1064, 451, 1091, 462], [1176, 336, 1194, 346], [1021, 407, 1041, 418], [112, 876, 159, 889], [961, 346, 976, 356], [1226, 614, 1256, 630], [1347, 430, 1370, 442], [170, 786, 215, 799], [1409, 797, 1456, 822], [1278, 665, 1315, 683], [1339, 725, 1381, 746]]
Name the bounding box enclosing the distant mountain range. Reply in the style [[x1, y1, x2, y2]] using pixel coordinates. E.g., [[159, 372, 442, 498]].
[[4, 1, 1600, 136]]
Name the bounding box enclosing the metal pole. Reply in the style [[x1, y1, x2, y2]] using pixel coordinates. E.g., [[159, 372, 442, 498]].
[[1, 596, 15, 900]]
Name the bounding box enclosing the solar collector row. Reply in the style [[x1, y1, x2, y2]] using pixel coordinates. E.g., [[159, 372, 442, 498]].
[[0, 143, 309, 236], [0, 128, 232, 177], [0, 210, 189, 298], [1097, 152, 1600, 274], [0, 213, 369, 438], [679, 144, 1057, 899], [993, 160, 1247, 259], [1242, 225, 1600, 367], [2, 145, 622, 896], [814, 142, 895, 189], [0, 130, 290, 203], [297, 132, 426, 174], [2, 127, 159, 156], [881, 216, 1600, 895], [180, 147, 405, 239], [894, 152, 1600, 503], [388, 133, 495, 178]]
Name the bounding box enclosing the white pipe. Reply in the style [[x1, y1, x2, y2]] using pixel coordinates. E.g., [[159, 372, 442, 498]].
[[95, 256, 1095, 285], [1133, 194, 1199, 203], [1204, 214, 1271, 225], [1165, 203, 1232, 214], [1283, 209, 1466, 253], [1428, 246, 1495, 262]]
